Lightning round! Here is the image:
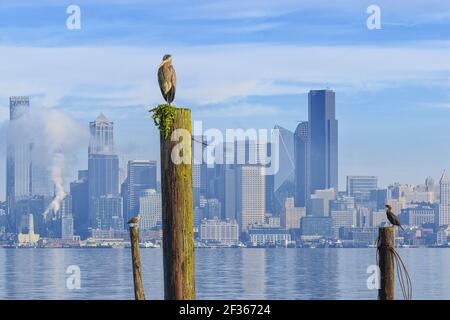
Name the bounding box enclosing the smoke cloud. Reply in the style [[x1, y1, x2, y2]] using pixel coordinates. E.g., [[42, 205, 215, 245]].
[[8, 106, 87, 219]]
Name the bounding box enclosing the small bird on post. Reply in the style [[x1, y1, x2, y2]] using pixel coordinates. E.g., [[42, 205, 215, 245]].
[[385, 204, 404, 231], [128, 215, 141, 227], [158, 54, 176, 105]]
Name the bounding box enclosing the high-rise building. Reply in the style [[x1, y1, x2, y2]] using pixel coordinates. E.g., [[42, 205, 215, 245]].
[[89, 113, 114, 154], [139, 189, 161, 230], [438, 170, 450, 227], [91, 195, 123, 230], [88, 114, 119, 229], [294, 121, 308, 207], [237, 165, 265, 233], [192, 135, 208, 208], [6, 97, 32, 232], [123, 160, 157, 222], [70, 170, 89, 238], [400, 203, 436, 227], [223, 166, 237, 220], [281, 197, 306, 230], [331, 210, 355, 238], [60, 195, 74, 239], [204, 198, 222, 219], [308, 89, 338, 195], [268, 125, 295, 215], [369, 189, 389, 211], [309, 188, 336, 217], [346, 176, 378, 203]]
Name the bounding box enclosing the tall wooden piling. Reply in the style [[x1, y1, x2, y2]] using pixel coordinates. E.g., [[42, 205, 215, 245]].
[[159, 107, 195, 300], [129, 221, 145, 300], [378, 226, 395, 300]]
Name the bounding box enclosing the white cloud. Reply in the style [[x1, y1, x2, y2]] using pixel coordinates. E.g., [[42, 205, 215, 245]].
[[0, 42, 449, 114]]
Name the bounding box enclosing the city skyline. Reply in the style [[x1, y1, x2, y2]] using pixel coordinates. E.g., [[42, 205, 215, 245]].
[[3, 91, 449, 243], [2, 95, 449, 201]]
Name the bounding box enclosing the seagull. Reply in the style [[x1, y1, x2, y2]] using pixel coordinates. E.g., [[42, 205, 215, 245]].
[[128, 215, 141, 226], [157, 54, 176, 105], [385, 204, 404, 231]]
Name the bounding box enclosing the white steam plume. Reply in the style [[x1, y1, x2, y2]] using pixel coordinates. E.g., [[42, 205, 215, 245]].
[[43, 152, 66, 218], [7, 106, 87, 219]]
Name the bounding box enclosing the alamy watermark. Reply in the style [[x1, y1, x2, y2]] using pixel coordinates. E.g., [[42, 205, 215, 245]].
[[170, 121, 280, 175], [66, 5, 81, 30], [367, 5, 381, 30], [366, 265, 380, 290], [66, 265, 81, 290]]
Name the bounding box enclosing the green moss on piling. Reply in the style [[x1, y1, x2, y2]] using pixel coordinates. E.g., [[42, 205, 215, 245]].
[[149, 104, 177, 138]]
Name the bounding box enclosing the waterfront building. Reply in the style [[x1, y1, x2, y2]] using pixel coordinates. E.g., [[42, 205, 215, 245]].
[[199, 218, 239, 246]]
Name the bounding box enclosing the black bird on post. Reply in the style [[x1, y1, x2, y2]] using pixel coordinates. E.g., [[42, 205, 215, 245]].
[[158, 54, 176, 105], [385, 204, 404, 231]]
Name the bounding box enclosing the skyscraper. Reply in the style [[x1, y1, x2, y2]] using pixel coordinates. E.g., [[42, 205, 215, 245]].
[[6, 96, 32, 232], [438, 170, 450, 227], [60, 195, 74, 239], [346, 176, 378, 203], [269, 125, 295, 215], [310, 188, 336, 217], [237, 165, 265, 233], [123, 160, 157, 222], [223, 166, 237, 220], [308, 89, 338, 195], [294, 121, 308, 207], [70, 170, 89, 238], [138, 189, 161, 230], [91, 195, 123, 230], [89, 113, 114, 154], [88, 114, 119, 229]]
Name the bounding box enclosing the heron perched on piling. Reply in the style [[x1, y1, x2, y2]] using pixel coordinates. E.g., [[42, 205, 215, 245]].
[[385, 204, 404, 231], [158, 54, 176, 105]]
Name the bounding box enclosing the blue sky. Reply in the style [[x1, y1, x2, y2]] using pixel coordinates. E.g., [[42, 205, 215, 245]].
[[0, 0, 450, 199]]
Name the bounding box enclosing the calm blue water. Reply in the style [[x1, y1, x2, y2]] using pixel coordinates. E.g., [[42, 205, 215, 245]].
[[0, 248, 448, 300]]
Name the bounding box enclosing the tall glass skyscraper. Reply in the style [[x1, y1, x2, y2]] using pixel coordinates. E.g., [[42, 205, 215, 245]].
[[308, 89, 338, 195], [294, 121, 308, 207], [268, 125, 295, 215], [438, 170, 450, 227], [88, 113, 120, 229], [123, 160, 157, 222], [6, 96, 32, 232]]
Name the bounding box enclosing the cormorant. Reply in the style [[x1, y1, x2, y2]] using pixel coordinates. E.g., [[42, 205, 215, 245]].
[[385, 204, 404, 231]]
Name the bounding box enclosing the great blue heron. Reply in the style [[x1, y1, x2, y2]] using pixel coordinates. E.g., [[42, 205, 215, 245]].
[[385, 204, 404, 231], [158, 54, 176, 105]]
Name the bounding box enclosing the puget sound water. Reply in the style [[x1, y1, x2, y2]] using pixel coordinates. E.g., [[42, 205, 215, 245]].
[[0, 248, 449, 300]]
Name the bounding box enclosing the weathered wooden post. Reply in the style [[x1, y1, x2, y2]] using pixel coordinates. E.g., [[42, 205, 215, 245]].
[[378, 226, 395, 300], [129, 217, 145, 300], [152, 105, 195, 300]]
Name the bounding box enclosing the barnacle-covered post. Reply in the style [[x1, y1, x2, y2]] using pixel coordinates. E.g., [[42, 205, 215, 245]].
[[150, 104, 195, 300]]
